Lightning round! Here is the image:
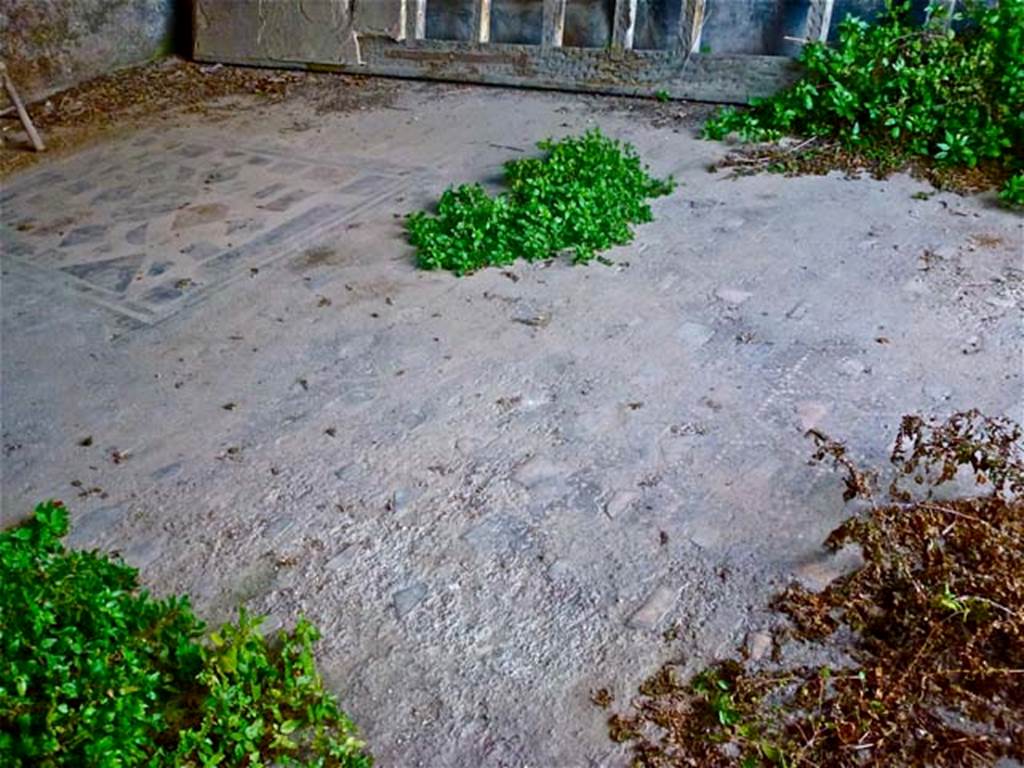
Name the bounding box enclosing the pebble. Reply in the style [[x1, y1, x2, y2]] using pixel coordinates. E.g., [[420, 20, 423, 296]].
[[795, 546, 865, 592], [604, 489, 638, 519], [796, 401, 828, 430], [120, 537, 164, 570], [513, 455, 569, 488], [902, 277, 930, 296], [715, 287, 752, 306], [390, 487, 417, 513], [326, 544, 358, 571], [961, 335, 984, 355], [785, 301, 808, 320], [545, 559, 573, 581], [838, 358, 871, 377], [678, 321, 714, 349], [393, 582, 427, 619], [985, 295, 1016, 310], [746, 631, 772, 662], [923, 382, 953, 402], [333, 463, 357, 481], [628, 584, 677, 630]]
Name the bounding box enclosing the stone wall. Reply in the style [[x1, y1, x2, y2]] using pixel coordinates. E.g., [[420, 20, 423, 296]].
[[0, 0, 177, 101], [0, 0, 927, 103]]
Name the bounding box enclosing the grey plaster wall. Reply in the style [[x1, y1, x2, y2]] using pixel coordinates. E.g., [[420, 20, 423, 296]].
[[192, 0, 925, 68], [0, 0, 177, 100]]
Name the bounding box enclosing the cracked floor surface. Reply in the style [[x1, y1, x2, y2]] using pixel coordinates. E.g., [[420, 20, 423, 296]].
[[1, 77, 1021, 766]]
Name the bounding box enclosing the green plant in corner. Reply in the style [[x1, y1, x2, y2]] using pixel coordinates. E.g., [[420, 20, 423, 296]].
[[703, 0, 1024, 205], [0, 501, 372, 768]]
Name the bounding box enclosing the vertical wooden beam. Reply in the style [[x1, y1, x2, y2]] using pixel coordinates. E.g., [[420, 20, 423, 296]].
[[474, 0, 492, 43], [612, 0, 638, 50], [939, 0, 957, 30], [680, 0, 705, 53], [805, 0, 834, 43], [405, 0, 427, 40], [0, 63, 45, 152], [542, 0, 567, 47]]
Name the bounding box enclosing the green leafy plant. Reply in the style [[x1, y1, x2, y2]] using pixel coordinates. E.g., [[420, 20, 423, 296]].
[[407, 129, 675, 274], [0, 501, 371, 768], [1000, 172, 1024, 206], [172, 611, 369, 768], [704, 0, 1024, 205], [692, 671, 743, 727]]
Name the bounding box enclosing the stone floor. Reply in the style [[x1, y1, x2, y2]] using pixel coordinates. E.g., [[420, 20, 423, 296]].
[[1, 79, 1021, 766]]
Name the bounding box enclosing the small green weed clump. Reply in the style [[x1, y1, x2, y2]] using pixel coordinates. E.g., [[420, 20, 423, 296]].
[[407, 129, 675, 274], [704, 0, 1024, 206], [0, 501, 371, 768], [1001, 172, 1024, 206]]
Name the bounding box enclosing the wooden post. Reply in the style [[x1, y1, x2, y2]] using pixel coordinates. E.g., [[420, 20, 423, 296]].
[[0, 62, 45, 152], [805, 0, 834, 43], [405, 0, 427, 40], [612, 0, 638, 50], [542, 0, 567, 48], [681, 0, 706, 54], [474, 0, 492, 43], [939, 0, 957, 29]]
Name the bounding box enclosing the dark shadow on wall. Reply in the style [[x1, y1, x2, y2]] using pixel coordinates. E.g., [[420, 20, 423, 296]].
[[699, 0, 808, 56], [697, 0, 937, 55], [172, 0, 195, 57], [828, 0, 941, 42]]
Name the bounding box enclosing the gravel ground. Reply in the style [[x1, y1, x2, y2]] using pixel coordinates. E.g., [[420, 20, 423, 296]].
[[1, 70, 1021, 766]]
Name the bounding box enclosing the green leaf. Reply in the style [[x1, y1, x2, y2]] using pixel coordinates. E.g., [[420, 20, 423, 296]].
[[0, 504, 373, 768]]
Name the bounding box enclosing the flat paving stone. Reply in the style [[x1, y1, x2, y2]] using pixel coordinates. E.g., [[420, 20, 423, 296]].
[[393, 582, 428, 619], [629, 584, 678, 631]]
